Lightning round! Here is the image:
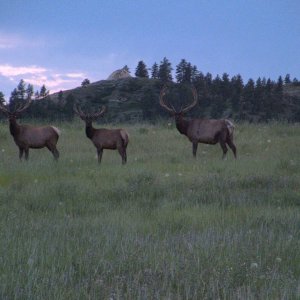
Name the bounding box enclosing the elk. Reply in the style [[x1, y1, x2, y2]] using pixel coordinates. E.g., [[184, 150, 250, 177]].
[[159, 86, 237, 159], [73, 105, 129, 165], [0, 99, 60, 160]]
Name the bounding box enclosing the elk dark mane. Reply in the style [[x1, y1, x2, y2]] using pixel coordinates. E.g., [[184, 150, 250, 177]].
[[159, 85, 237, 159], [74, 105, 129, 165]]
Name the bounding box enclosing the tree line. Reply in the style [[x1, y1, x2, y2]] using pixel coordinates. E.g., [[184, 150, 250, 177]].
[[1, 58, 300, 122]]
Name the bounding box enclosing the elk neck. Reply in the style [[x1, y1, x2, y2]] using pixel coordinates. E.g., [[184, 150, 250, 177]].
[[9, 117, 21, 137], [85, 122, 96, 139], [175, 115, 190, 135]]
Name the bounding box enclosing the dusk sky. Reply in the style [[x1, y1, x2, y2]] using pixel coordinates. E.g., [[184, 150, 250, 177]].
[[1, 0, 299, 100]]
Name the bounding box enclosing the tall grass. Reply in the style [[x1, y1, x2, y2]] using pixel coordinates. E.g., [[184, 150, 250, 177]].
[[0, 121, 299, 299]]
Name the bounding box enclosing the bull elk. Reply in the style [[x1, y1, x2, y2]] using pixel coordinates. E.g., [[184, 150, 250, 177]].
[[73, 105, 129, 165], [159, 86, 237, 159], [0, 99, 60, 160]]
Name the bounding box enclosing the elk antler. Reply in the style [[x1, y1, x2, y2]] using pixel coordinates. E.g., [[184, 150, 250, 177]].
[[0, 102, 10, 115], [180, 86, 198, 114], [90, 106, 106, 120], [159, 85, 176, 113], [14, 98, 32, 115], [159, 85, 198, 114], [73, 104, 106, 121], [73, 104, 86, 120]]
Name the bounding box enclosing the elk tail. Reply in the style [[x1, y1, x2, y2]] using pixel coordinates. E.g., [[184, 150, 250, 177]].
[[120, 129, 129, 147], [51, 126, 61, 137], [225, 119, 234, 138]]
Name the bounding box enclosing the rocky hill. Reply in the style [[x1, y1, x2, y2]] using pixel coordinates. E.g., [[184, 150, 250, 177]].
[[49, 77, 164, 122]]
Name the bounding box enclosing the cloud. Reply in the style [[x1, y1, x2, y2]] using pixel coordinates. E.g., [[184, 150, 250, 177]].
[[0, 64, 47, 76], [66, 72, 86, 78], [0, 63, 86, 94], [0, 35, 21, 49], [0, 32, 48, 49]]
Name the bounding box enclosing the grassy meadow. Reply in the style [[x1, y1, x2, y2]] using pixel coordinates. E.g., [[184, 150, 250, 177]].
[[0, 120, 299, 299]]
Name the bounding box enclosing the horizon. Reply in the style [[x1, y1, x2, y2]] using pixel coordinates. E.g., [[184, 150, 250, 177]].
[[1, 0, 299, 100]]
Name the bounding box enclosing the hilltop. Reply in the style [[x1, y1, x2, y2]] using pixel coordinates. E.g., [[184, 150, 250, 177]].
[[49, 77, 164, 122]]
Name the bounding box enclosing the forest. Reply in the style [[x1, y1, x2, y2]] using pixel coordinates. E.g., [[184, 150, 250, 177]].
[[1, 57, 300, 123]]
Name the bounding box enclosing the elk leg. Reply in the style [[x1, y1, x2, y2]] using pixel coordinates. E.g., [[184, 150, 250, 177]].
[[123, 149, 127, 164], [46, 144, 59, 161], [118, 147, 127, 165], [51, 147, 59, 161], [192, 142, 198, 158], [19, 147, 24, 161], [97, 148, 103, 164], [226, 138, 237, 159], [24, 148, 29, 160], [219, 141, 228, 159]]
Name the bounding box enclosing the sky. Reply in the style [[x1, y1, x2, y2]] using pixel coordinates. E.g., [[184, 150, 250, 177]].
[[0, 0, 300, 100]]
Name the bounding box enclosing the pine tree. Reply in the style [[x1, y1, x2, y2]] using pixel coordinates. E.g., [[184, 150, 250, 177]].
[[9, 79, 27, 110], [241, 78, 255, 120], [176, 59, 194, 83], [230, 74, 243, 113], [81, 79, 90, 87], [39, 85, 49, 98], [135, 61, 149, 78], [276, 76, 283, 93], [151, 63, 159, 79], [17, 79, 26, 100], [175, 59, 187, 83], [284, 74, 291, 84], [191, 65, 199, 83], [0, 91, 5, 104], [158, 57, 173, 83], [26, 84, 34, 100]]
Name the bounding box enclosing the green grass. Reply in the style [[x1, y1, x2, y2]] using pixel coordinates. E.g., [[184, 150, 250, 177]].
[[0, 121, 299, 299]]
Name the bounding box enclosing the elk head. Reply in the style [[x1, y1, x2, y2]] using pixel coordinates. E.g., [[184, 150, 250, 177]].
[[159, 85, 198, 120]]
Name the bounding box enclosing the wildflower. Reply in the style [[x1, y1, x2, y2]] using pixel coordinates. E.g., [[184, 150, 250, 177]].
[[1, 149, 4, 152], [164, 173, 170, 177], [267, 139, 271, 143], [275, 257, 282, 263], [27, 258, 34, 266], [250, 262, 258, 269]]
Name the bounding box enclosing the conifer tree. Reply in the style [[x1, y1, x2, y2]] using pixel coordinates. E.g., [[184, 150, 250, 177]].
[[158, 57, 173, 83], [135, 61, 149, 78], [151, 63, 159, 79], [81, 79, 90, 87], [284, 74, 291, 84], [39, 84, 49, 98], [0, 91, 5, 104], [175, 59, 187, 83]]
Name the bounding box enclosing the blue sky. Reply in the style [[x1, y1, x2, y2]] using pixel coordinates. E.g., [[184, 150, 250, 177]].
[[1, 0, 299, 99]]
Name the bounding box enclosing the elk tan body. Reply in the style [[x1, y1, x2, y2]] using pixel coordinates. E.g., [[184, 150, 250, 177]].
[[0, 100, 60, 160], [74, 105, 129, 164], [160, 86, 237, 159]]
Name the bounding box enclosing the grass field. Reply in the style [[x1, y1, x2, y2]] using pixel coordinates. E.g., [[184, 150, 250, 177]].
[[0, 121, 299, 299]]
